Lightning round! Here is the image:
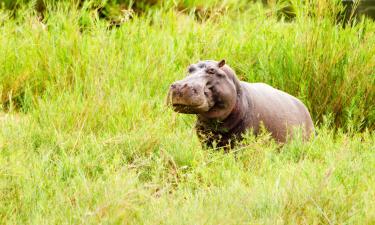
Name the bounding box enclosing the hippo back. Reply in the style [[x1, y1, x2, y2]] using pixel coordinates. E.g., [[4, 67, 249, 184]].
[[242, 82, 314, 142]]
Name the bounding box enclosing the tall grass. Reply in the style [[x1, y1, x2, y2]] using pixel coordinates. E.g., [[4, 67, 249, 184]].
[[0, 0, 374, 224], [1, 0, 374, 130]]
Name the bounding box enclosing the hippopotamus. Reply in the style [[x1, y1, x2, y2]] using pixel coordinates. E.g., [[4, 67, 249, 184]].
[[167, 59, 314, 148]]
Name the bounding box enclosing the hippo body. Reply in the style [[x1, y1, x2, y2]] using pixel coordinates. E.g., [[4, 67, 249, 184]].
[[196, 82, 314, 147], [168, 60, 314, 148]]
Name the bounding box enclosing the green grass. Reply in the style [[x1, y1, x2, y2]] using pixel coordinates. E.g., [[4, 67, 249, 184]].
[[0, 1, 374, 224]]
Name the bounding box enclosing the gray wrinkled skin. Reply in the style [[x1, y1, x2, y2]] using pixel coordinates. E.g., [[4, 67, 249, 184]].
[[167, 60, 315, 148]]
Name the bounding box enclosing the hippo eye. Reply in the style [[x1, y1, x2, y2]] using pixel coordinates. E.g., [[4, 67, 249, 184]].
[[188, 67, 196, 73], [206, 68, 216, 74]]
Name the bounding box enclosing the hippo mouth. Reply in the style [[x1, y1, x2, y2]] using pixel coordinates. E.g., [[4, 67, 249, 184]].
[[172, 103, 210, 114]]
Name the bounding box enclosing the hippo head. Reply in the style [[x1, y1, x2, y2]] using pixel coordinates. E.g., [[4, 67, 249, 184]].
[[167, 60, 241, 120]]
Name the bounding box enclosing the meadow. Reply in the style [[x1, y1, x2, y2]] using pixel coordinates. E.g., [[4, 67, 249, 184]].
[[0, 0, 374, 224]]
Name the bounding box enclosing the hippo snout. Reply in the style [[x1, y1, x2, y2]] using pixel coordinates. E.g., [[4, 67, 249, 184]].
[[170, 82, 198, 97], [169, 82, 201, 105], [167, 81, 210, 114]]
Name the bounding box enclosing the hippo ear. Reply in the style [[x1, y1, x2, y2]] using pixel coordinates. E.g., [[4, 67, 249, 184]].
[[218, 59, 226, 68]]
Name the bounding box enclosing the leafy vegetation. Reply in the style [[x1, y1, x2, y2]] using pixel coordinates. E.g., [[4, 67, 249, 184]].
[[0, 0, 374, 224]]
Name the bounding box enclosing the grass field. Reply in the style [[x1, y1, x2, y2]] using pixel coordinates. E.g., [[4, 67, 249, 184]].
[[0, 0, 374, 224]]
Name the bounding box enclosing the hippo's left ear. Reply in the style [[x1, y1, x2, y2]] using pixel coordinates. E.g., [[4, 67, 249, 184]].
[[218, 59, 226, 68]]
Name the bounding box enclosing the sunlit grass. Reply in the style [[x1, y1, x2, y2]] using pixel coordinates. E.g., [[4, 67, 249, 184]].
[[0, 1, 374, 224]]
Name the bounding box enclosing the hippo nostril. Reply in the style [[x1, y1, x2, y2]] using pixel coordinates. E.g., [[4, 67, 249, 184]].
[[192, 88, 198, 94]]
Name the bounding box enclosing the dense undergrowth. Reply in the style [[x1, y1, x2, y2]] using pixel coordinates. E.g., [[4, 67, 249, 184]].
[[0, 0, 374, 224]]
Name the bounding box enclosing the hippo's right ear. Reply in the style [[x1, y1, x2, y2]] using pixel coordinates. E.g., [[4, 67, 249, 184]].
[[218, 59, 226, 68]]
